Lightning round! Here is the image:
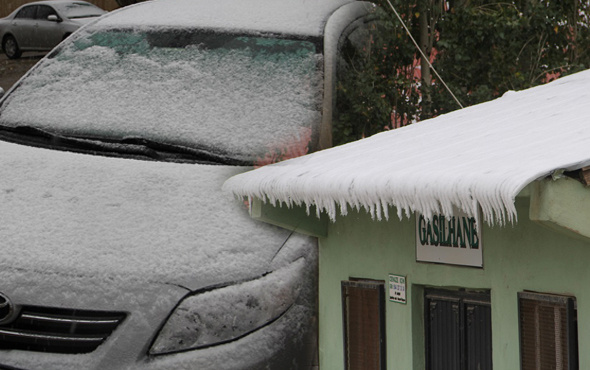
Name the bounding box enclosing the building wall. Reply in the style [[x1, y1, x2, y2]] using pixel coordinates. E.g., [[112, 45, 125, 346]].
[[318, 193, 590, 369]]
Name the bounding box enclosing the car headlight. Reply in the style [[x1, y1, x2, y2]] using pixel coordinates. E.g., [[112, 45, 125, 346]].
[[149, 258, 306, 355]]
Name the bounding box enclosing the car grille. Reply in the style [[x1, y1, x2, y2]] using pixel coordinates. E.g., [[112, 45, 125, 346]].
[[0, 305, 126, 354]]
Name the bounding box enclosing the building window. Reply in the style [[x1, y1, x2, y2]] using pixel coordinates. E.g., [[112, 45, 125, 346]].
[[518, 292, 578, 370], [425, 288, 492, 370], [341, 279, 386, 370]]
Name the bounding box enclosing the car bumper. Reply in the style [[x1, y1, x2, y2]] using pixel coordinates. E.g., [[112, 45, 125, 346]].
[[0, 263, 317, 370]]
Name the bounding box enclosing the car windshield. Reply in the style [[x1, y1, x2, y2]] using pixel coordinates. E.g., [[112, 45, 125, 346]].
[[0, 28, 323, 164], [56, 2, 106, 19]]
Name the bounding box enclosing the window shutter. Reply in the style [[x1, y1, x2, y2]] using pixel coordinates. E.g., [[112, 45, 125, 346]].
[[465, 301, 493, 369], [519, 292, 578, 370], [425, 289, 492, 370], [342, 280, 386, 370], [427, 298, 461, 370]]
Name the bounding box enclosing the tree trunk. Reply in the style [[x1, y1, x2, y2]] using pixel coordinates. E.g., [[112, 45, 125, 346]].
[[419, 0, 433, 118]]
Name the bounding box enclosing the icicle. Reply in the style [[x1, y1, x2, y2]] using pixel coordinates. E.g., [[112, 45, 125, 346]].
[[381, 198, 390, 220]]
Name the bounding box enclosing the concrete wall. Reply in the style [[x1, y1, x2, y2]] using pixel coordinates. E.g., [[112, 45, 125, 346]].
[[317, 189, 590, 369]]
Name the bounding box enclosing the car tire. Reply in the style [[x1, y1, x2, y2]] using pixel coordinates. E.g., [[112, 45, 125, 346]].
[[3, 35, 22, 59]]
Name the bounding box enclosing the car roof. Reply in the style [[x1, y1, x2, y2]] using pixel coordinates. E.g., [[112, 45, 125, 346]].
[[17, 0, 94, 7], [92, 0, 358, 37], [6, 0, 98, 17]]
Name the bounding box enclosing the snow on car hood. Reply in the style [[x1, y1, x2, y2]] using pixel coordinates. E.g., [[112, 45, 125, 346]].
[[0, 140, 293, 291]]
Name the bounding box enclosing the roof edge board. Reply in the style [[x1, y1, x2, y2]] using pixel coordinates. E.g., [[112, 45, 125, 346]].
[[530, 177, 590, 242], [250, 197, 328, 238]]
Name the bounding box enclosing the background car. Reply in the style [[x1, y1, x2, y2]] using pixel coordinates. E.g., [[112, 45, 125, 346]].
[[0, 0, 382, 368], [0, 0, 106, 59]]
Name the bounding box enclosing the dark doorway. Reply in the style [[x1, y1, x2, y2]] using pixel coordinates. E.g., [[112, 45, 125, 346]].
[[425, 288, 492, 370]]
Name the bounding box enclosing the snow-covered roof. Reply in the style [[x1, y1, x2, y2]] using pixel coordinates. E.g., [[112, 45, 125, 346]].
[[94, 0, 355, 37], [224, 69, 590, 225]]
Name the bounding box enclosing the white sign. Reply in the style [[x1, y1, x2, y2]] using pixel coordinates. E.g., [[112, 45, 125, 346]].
[[416, 209, 483, 267], [388, 274, 407, 304]]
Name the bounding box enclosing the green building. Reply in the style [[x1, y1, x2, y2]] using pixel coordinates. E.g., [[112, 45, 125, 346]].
[[224, 69, 590, 369]]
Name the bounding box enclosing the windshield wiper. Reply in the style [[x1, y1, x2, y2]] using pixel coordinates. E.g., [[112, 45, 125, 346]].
[[0, 125, 249, 165], [68, 15, 102, 19], [118, 136, 250, 165], [0, 125, 163, 158]]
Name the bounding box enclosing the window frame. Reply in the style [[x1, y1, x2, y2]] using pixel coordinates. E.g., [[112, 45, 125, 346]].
[[15, 5, 38, 20], [341, 278, 386, 370]]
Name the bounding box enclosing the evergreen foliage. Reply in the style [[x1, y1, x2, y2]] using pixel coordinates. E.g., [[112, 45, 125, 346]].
[[336, 0, 590, 144]]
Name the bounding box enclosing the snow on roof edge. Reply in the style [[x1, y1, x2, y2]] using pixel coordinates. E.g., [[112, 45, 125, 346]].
[[223, 69, 590, 226], [224, 163, 522, 226]]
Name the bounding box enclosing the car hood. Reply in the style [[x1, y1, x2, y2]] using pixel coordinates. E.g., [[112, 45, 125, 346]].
[[0, 140, 294, 292]]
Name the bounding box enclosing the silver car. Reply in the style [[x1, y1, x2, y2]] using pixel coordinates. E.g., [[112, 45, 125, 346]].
[[0, 0, 106, 59], [0, 0, 381, 368]]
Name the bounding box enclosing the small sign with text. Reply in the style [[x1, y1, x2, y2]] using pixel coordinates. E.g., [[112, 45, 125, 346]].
[[389, 274, 407, 304]]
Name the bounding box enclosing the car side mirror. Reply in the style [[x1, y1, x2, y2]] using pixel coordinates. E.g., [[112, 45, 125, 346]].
[[47, 14, 62, 22]]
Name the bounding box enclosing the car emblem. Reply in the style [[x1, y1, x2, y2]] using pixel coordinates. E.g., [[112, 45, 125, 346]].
[[0, 292, 18, 325]]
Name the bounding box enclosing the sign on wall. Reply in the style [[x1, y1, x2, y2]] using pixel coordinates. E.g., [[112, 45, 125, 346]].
[[416, 209, 483, 267], [388, 274, 407, 304]]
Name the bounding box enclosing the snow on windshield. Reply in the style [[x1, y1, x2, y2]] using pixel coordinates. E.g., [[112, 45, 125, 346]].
[[0, 29, 323, 163]]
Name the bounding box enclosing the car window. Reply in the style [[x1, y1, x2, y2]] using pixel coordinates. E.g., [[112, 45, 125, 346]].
[[15, 5, 37, 19], [0, 29, 323, 164], [55, 2, 106, 19], [36, 5, 58, 21]]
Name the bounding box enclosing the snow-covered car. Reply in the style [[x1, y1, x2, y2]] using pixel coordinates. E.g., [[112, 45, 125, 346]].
[[0, 0, 106, 59], [0, 0, 382, 368]]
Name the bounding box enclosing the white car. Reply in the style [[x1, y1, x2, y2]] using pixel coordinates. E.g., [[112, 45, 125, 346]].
[[0, 0, 381, 368], [0, 0, 106, 59]]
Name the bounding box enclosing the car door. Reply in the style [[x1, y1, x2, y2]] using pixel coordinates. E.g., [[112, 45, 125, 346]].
[[11, 5, 38, 49], [34, 5, 64, 49]]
